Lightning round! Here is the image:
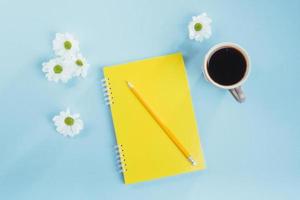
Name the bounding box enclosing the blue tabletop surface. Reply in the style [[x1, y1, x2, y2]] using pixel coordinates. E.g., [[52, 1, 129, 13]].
[[0, 0, 299, 199]]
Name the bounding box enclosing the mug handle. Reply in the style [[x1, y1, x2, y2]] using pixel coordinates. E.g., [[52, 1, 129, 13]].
[[229, 86, 246, 103]]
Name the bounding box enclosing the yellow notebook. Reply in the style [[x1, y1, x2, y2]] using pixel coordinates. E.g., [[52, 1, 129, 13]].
[[102, 53, 205, 184]]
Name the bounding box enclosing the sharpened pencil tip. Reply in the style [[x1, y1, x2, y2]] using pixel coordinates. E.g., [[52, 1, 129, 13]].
[[188, 156, 197, 166], [126, 81, 134, 88]]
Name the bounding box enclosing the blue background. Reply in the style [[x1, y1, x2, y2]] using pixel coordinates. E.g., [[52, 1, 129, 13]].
[[0, 0, 299, 199]]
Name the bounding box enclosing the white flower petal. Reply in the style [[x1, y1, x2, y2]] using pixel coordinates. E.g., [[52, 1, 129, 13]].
[[52, 109, 84, 137], [188, 13, 212, 42], [73, 113, 80, 119], [53, 32, 80, 57], [68, 53, 90, 78], [42, 57, 73, 83]]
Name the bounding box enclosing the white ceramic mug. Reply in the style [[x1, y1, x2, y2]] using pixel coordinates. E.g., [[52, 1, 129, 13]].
[[203, 42, 251, 103]]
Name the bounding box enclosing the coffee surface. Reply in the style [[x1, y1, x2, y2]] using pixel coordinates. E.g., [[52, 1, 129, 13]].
[[208, 47, 247, 86]]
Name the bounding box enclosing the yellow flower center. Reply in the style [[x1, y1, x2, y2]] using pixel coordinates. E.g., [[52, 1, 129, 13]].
[[64, 41, 72, 50], [76, 59, 84, 67], [64, 117, 74, 126], [53, 65, 63, 74], [194, 23, 203, 31]]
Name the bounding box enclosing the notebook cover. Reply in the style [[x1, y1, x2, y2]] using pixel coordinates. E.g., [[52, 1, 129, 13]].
[[103, 52, 205, 184]]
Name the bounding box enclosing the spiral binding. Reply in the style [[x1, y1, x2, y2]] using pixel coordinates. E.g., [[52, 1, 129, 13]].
[[101, 78, 114, 105], [114, 144, 127, 173]]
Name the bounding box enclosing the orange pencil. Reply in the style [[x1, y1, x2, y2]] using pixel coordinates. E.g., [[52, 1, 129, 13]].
[[126, 81, 196, 166]]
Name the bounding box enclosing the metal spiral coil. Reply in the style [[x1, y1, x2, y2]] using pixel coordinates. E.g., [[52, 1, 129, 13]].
[[114, 144, 127, 173], [101, 78, 114, 105]]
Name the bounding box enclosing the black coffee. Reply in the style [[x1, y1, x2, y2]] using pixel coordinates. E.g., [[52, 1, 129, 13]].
[[207, 47, 247, 86]]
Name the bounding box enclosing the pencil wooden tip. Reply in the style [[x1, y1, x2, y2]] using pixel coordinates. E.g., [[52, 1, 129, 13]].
[[188, 156, 197, 166], [126, 81, 134, 88]]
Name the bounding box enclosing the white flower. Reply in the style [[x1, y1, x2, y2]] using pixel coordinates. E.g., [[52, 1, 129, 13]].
[[53, 109, 84, 137], [42, 58, 73, 83], [70, 54, 90, 78], [53, 33, 80, 56], [188, 13, 212, 42]]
